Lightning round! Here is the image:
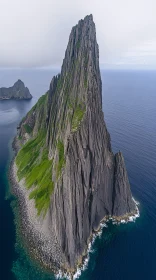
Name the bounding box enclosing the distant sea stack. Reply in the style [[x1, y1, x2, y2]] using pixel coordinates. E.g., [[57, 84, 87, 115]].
[[11, 15, 137, 275], [0, 79, 32, 100]]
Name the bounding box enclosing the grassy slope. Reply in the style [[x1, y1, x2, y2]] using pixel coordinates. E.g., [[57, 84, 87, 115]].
[[16, 93, 55, 217], [15, 78, 86, 217], [16, 131, 54, 216]]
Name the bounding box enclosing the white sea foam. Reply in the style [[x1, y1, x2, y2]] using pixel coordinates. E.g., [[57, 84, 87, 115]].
[[55, 199, 140, 280], [56, 270, 71, 280]]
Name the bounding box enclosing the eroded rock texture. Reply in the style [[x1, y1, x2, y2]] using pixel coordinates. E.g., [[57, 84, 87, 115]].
[[0, 79, 32, 100], [14, 15, 136, 271]]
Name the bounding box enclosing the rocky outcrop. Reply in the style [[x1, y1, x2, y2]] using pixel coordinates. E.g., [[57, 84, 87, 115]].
[[113, 152, 136, 216], [13, 15, 136, 274], [0, 79, 32, 100]]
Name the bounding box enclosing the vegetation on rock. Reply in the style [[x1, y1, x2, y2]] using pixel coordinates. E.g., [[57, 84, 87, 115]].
[[72, 103, 85, 132], [23, 124, 32, 134], [16, 131, 54, 216], [13, 15, 136, 271], [55, 140, 65, 179]]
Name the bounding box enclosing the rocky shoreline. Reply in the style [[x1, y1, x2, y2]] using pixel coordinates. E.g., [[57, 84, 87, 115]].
[[9, 137, 66, 276], [9, 136, 139, 280], [9, 157, 93, 279], [8, 14, 140, 279]]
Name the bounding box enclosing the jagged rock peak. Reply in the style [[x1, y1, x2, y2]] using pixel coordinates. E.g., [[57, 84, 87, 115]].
[[13, 79, 25, 88], [113, 151, 136, 216], [61, 14, 101, 105], [13, 14, 137, 273], [0, 79, 32, 100], [62, 14, 96, 72]]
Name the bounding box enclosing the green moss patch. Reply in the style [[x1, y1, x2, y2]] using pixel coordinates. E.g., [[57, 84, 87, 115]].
[[16, 131, 54, 216], [72, 104, 85, 132], [37, 93, 48, 108], [23, 124, 32, 134], [27, 92, 48, 118], [55, 140, 65, 179]]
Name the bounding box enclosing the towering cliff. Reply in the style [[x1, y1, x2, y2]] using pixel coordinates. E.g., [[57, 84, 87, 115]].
[[0, 79, 32, 100], [13, 15, 136, 273]]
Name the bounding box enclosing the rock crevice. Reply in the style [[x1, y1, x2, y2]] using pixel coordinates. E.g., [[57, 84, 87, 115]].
[[13, 14, 136, 272]]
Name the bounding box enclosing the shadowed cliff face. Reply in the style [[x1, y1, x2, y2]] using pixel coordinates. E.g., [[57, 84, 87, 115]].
[[0, 79, 32, 100], [15, 15, 136, 271]]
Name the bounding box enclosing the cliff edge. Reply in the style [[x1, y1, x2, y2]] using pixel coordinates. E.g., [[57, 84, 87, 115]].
[[12, 15, 136, 274]]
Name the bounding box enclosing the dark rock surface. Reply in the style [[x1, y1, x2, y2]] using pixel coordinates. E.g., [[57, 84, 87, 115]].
[[113, 151, 135, 216], [0, 79, 32, 100], [13, 15, 136, 272]]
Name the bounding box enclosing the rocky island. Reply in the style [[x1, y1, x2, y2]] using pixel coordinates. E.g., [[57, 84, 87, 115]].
[[10, 15, 137, 277], [0, 79, 32, 100]]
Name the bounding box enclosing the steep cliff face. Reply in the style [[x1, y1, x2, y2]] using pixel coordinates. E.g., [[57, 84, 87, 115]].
[[14, 15, 136, 272], [0, 79, 32, 100]]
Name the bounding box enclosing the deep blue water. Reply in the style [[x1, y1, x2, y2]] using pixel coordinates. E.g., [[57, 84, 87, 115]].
[[0, 69, 156, 280]]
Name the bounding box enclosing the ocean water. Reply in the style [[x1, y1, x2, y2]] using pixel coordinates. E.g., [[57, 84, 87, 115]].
[[0, 69, 156, 280]]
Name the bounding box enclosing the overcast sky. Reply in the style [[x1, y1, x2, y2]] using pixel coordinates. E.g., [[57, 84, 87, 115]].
[[0, 0, 156, 69]]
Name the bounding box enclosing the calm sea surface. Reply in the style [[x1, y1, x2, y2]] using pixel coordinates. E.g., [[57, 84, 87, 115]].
[[0, 69, 156, 280]]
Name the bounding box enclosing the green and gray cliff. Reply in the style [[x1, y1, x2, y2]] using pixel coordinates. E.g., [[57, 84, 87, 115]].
[[0, 79, 32, 100], [13, 15, 136, 272]]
